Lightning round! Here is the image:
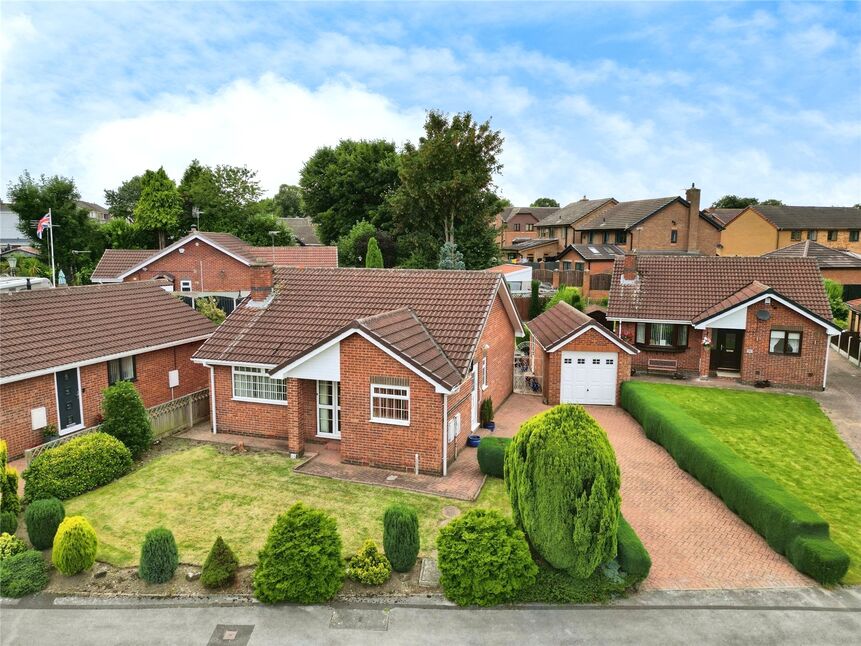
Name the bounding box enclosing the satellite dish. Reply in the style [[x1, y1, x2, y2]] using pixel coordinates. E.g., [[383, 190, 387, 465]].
[[756, 309, 771, 321]]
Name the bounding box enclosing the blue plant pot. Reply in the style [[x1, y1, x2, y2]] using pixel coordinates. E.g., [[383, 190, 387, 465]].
[[467, 434, 481, 448], [484, 422, 496, 432]]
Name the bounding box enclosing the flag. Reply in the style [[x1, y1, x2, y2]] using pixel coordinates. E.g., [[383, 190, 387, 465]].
[[36, 213, 51, 239]]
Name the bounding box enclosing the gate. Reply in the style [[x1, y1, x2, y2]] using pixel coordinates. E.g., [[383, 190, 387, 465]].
[[513, 341, 543, 395]]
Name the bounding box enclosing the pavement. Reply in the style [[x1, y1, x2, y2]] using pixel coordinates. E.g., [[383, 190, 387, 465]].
[[815, 349, 861, 459], [1, 588, 859, 645]]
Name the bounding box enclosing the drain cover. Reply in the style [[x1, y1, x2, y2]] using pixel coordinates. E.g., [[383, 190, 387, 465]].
[[442, 506, 461, 518], [330, 609, 389, 631], [208, 625, 254, 646], [386, 474, 398, 481]]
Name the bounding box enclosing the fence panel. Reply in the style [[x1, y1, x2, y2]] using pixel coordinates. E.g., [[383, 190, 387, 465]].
[[831, 331, 861, 366], [558, 270, 584, 287], [590, 273, 612, 291]]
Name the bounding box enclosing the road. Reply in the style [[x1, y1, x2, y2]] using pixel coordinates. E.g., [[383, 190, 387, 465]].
[[2, 589, 860, 645]]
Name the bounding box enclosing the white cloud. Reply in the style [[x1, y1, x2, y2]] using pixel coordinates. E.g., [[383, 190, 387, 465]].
[[0, 13, 37, 76]]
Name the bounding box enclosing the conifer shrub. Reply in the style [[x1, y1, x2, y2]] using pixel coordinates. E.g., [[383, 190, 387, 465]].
[[505, 405, 621, 578], [436, 509, 537, 606], [201, 536, 239, 589], [253, 503, 344, 604], [382, 504, 420, 573], [0, 440, 21, 515], [25, 498, 66, 550], [0, 533, 27, 560], [52, 516, 98, 575], [0, 550, 50, 598], [0, 511, 17, 535], [100, 380, 153, 459], [139, 527, 179, 584], [346, 539, 391, 585], [477, 436, 510, 478]]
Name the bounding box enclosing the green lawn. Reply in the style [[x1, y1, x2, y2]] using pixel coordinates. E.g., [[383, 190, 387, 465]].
[[642, 383, 861, 584], [64, 443, 511, 567]]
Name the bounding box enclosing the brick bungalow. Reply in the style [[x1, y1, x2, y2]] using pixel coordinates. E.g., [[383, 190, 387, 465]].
[[192, 267, 523, 476], [607, 255, 841, 389], [91, 228, 338, 313], [0, 282, 215, 458]]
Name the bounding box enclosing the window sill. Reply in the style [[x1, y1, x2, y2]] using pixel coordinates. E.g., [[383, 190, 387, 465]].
[[768, 352, 802, 356], [635, 344, 689, 353], [232, 396, 289, 406], [370, 417, 410, 427]]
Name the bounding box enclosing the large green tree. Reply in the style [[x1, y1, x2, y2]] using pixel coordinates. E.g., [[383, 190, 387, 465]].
[[134, 167, 182, 248], [531, 197, 559, 207], [104, 175, 142, 221], [711, 195, 784, 209], [299, 139, 400, 244], [390, 111, 503, 269], [272, 184, 304, 218]]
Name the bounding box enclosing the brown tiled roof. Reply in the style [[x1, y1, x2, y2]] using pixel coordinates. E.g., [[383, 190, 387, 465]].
[[692, 281, 771, 324], [279, 217, 321, 245], [0, 245, 40, 257], [497, 206, 559, 224], [194, 268, 510, 380], [577, 197, 679, 231], [751, 205, 861, 230], [537, 199, 615, 227], [248, 246, 338, 267], [0, 281, 215, 381], [529, 301, 636, 352], [607, 256, 832, 322], [708, 208, 744, 226], [91, 249, 158, 280], [561, 243, 625, 261], [762, 241, 861, 269]]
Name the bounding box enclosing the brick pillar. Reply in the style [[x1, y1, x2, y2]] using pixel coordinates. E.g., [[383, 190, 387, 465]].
[[285, 379, 305, 456], [699, 328, 712, 378], [552, 271, 560, 288], [582, 269, 591, 299]]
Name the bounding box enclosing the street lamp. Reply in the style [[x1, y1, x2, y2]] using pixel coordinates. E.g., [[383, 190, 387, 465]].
[[7, 255, 17, 276], [268, 231, 280, 263]]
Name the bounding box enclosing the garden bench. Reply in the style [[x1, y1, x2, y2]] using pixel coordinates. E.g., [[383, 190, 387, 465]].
[[646, 358, 678, 374]]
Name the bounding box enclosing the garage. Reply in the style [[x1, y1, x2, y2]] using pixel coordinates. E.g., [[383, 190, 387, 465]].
[[528, 301, 638, 407]]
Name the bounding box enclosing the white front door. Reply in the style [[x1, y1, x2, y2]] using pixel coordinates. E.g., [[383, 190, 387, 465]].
[[560, 351, 618, 405], [317, 380, 341, 438], [471, 364, 479, 430]]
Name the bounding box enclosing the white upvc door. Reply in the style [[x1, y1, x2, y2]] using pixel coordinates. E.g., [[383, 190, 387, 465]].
[[316, 380, 341, 438], [471, 364, 479, 430]]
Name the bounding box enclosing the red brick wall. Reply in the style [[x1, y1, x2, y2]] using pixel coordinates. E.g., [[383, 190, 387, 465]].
[[211, 365, 290, 439], [542, 327, 632, 405], [125, 240, 252, 292], [821, 268, 861, 287], [620, 322, 705, 374], [0, 341, 208, 459]]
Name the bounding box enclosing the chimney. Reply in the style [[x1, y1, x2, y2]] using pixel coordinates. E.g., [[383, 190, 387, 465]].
[[249, 261, 273, 304], [686, 182, 701, 253], [621, 253, 638, 282], [190, 224, 198, 233]]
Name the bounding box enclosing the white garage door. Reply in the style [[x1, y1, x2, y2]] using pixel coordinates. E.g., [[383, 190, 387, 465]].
[[560, 351, 618, 405]]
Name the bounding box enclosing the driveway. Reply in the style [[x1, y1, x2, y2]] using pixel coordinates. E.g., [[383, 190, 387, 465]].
[[815, 348, 861, 459]]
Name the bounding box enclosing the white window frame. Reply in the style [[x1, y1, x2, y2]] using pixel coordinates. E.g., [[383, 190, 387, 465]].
[[180, 280, 192, 292], [481, 355, 488, 390], [231, 365, 287, 405], [370, 383, 410, 426]]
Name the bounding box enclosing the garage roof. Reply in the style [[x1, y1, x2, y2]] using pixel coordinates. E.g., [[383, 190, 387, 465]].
[[529, 302, 637, 354]]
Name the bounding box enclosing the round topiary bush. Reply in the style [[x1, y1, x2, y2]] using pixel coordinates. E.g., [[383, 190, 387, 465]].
[[436, 509, 537, 606], [0, 550, 50, 598], [253, 502, 344, 604], [139, 527, 179, 584], [477, 436, 511, 478], [201, 536, 239, 589], [382, 504, 420, 573], [0, 533, 27, 561], [52, 516, 98, 575], [505, 405, 621, 578], [99, 380, 153, 460], [25, 498, 66, 550], [346, 539, 392, 586], [0, 511, 18, 535]]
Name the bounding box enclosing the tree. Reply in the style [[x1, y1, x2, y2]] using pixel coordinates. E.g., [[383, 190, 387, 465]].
[[711, 195, 783, 209], [505, 405, 621, 578], [545, 286, 583, 311], [531, 197, 559, 207], [390, 111, 503, 268], [365, 237, 384, 268], [99, 216, 152, 249], [195, 296, 227, 325], [438, 242, 465, 269], [100, 381, 153, 459], [300, 140, 400, 244], [104, 175, 142, 221], [134, 167, 182, 248], [273, 184, 304, 217], [337, 220, 376, 266], [824, 279, 848, 322]]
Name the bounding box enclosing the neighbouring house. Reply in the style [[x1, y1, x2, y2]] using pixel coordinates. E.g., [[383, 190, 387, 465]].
[[75, 200, 111, 224], [535, 198, 617, 251], [0, 245, 41, 260], [494, 206, 559, 248], [763, 240, 861, 301], [503, 237, 560, 263], [486, 263, 533, 296], [279, 217, 322, 245], [0, 281, 215, 458], [91, 228, 338, 313], [574, 185, 723, 255], [0, 201, 29, 248], [528, 302, 637, 406], [714, 204, 861, 256], [607, 255, 841, 389], [556, 243, 624, 274], [192, 267, 523, 476]]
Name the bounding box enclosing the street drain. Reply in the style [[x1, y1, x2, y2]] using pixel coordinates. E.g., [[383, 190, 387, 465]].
[[329, 609, 389, 631]]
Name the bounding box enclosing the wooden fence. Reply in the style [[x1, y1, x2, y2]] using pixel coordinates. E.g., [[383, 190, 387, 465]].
[[831, 331, 860, 366], [24, 388, 211, 464], [590, 273, 612, 291], [512, 296, 549, 321]]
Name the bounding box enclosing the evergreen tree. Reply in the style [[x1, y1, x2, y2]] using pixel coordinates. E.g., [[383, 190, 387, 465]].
[[134, 167, 182, 248]]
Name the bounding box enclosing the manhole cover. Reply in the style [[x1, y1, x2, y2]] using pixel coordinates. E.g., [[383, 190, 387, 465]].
[[208, 625, 254, 646], [419, 557, 441, 587], [330, 609, 389, 631], [442, 506, 461, 519]]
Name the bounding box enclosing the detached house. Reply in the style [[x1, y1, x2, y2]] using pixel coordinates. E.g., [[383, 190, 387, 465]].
[[495, 206, 559, 248], [91, 229, 338, 313], [192, 267, 523, 476], [607, 255, 840, 389], [0, 282, 215, 458]]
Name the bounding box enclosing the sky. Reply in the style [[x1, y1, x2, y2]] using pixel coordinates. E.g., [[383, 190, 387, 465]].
[[2, 1, 860, 209]]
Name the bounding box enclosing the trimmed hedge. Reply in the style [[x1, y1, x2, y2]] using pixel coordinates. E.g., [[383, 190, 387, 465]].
[[25, 498, 65, 551], [477, 437, 510, 478], [621, 381, 849, 584], [23, 432, 133, 503], [0, 511, 17, 535], [139, 527, 179, 584], [201, 536, 239, 589], [616, 516, 651, 580], [52, 516, 98, 575], [0, 550, 50, 598], [383, 504, 420, 573]]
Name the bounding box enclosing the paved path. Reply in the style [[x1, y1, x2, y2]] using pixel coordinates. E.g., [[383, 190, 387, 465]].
[[815, 349, 861, 459], [585, 406, 812, 591]]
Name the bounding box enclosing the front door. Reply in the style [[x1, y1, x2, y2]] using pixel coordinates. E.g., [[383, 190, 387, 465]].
[[715, 330, 743, 371], [316, 380, 341, 438], [55, 368, 83, 433]]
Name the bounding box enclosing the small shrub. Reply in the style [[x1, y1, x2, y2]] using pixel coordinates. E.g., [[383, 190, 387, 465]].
[[99, 380, 153, 459], [383, 504, 420, 573], [0, 550, 50, 598], [139, 527, 179, 584], [616, 516, 651, 581], [436, 509, 537, 606], [52, 516, 98, 575], [201, 536, 239, 589], [25, 498, 66, 550], [195, 296, 227, 325], [0, 511, 17, 535], [253, 503, 344, 604], [544, 286, 583, 312], [23, 432, 132, 503], [480, 398, 494, 426], [477, 437, 510, 478], [0, 533, 27, 560], [346, 539, 392, 586], [0, 440, 21, 515]]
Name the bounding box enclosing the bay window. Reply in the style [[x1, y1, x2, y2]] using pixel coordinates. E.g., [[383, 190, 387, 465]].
[[635, 323, 689, 350], [232, 366, 286, 403]]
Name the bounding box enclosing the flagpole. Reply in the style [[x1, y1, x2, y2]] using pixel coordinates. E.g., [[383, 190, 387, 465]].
[[48, 208, 57, 287]]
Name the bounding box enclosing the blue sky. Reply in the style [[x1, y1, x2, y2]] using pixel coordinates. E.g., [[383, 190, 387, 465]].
[[2, 1, 860, 208]]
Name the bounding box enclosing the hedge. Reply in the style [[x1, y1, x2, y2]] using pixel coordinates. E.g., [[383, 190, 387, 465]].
[[616, 516, 651, 580], [23, 432, 133, 503], [477, 437, 510, 478], [620, 381, 849, 584]]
